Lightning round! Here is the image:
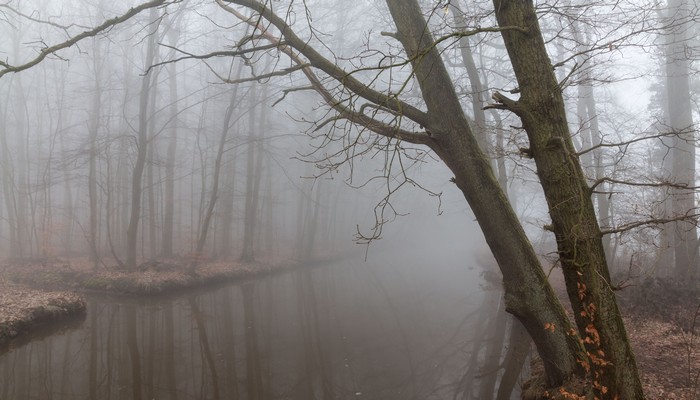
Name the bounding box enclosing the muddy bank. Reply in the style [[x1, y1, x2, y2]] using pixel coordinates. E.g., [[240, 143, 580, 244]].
[[0, 282, 86, 351]]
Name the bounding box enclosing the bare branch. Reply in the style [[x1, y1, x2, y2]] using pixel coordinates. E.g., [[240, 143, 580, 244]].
[[0, 0, 172, 79], [577, 129, 695, 156], [0, 4, 91, 32], [222, 0, 431, 128], [271, 86, 314, 106], [145, 41, 284, 74], [602, 213, 700, 235], [216, 63, 309, 84], [589, 177, 700, 193], [217, 0, 433, 146]]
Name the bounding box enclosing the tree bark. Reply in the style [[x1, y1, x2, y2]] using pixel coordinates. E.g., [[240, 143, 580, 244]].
[[491, 0, 643, 397]]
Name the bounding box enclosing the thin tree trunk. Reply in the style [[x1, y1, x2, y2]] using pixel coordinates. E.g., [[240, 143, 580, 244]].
[[0, 97, 19, 258], [240, 87, 259, 262], [218, 146, 237, 258], [191, 62, 244, 270], [161, 45, 179, 258], [665, 0, 697, 281], [496, 319, 530, 400], [477, 296, 508, 399], [146, 79, 158, 260], [87, 38, 103, 269], [191, 90, 237, 268], [125, 7, 159, 269]]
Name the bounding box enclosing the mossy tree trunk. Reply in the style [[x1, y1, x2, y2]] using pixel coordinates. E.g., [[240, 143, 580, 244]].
[[490, 1, 644, 398]]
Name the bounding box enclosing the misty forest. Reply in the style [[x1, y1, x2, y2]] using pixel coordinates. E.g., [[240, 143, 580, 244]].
[[1, 0, 700, 399]]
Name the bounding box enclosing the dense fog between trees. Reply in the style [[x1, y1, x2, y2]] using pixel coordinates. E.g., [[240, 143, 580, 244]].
[[0, 0, 498, 265], [1, 0, 700, 398]]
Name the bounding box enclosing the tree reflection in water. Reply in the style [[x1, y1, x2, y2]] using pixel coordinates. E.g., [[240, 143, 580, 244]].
[[0, 258, 527, 399]]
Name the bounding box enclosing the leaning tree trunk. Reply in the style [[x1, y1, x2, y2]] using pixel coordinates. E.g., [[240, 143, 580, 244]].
[[383, 0, 586, 388], [229, 0, 641, 395], [490, 1, 644, 398]]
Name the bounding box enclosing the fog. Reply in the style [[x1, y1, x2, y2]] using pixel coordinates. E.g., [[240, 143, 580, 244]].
[[0, 0, 697, 398]]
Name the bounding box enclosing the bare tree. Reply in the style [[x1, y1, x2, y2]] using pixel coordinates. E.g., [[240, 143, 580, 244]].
[[214, 0, 644, 396], [191, 60, 245, 270], [125, 7, 160, 269], [664, 0, 698, 280], [87, 36, 104, 269]]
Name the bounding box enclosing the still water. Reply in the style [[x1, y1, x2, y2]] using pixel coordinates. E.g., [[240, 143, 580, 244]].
[[0, 254, 509, 400]]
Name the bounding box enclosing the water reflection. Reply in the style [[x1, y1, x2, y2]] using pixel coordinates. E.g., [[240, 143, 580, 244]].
[[0, 258, 525, 399]]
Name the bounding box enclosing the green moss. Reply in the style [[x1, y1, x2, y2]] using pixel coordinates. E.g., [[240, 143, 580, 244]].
[[81, 277, 111, 290]]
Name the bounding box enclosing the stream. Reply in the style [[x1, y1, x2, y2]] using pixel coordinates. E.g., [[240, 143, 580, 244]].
[[0, 253, 512, 399]]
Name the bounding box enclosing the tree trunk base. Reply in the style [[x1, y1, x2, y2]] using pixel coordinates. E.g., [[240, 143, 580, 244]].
[[521, 358, 590, 400]]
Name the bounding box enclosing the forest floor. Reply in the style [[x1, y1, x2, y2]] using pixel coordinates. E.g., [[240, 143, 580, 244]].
[[618, 280, 700, 399]]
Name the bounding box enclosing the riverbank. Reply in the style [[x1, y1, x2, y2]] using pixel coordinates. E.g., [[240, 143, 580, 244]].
[[0, 281, 85, 351], [2, 257, 307, 296], [3, 257, 695, 398], [0, 257, 320, 350], [524, 277, 700, 399]]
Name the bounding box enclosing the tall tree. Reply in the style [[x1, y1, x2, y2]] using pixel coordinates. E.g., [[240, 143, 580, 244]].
[[192, 62, 244, 269], [240, 86, 263, 262], [491, 0, 643, 396], [125, 7, 160, 269], [664, 0, 697, 280], [87, 36, 104, 269], [161, 24, 181, 258], [224, 0, 644, 396]]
